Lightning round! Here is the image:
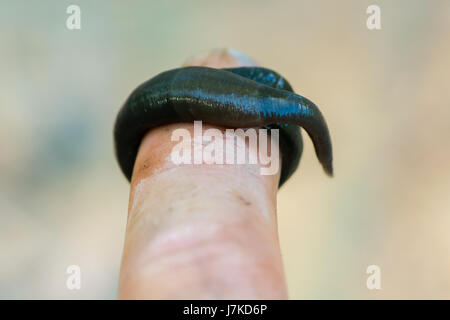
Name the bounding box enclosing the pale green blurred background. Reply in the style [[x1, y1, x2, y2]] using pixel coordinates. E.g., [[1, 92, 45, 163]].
[[1, 0, 449, 299]]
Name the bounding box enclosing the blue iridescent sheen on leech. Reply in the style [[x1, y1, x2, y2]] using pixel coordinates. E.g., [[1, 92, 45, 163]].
[[114, 66, 333, 187]]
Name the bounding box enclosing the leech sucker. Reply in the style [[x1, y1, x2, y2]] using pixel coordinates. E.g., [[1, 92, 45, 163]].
[[114, 66, 333, 187]]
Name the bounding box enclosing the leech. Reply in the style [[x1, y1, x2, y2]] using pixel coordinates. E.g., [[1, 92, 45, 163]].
[[114, 66, 333, 186]]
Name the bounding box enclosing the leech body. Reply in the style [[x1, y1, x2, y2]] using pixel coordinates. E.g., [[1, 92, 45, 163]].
[[114, 66, 332, 186]]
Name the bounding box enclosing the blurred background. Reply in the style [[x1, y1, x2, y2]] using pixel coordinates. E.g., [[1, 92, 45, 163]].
[[1, 0, 449, 299]]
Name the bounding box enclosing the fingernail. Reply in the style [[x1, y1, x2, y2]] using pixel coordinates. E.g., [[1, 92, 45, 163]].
[[182, 48, 259, 68]]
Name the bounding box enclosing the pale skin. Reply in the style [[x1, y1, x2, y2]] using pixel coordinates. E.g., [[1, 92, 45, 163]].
[[118, 49, 288, 299]]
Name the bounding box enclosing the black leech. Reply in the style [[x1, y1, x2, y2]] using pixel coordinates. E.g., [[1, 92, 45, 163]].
[[114, 66, 333, 187]]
